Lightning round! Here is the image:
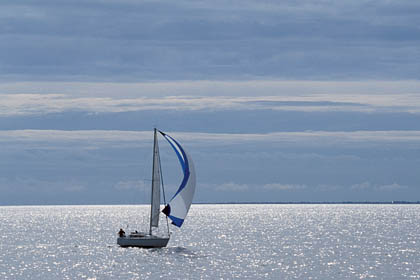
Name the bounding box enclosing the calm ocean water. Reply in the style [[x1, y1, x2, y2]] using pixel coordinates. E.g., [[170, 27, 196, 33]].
[[0, 204, 419, 279]]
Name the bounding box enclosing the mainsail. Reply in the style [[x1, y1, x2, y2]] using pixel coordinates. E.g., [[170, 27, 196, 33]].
[[160, 131, 196, 227], [150, 129, 161, 231]]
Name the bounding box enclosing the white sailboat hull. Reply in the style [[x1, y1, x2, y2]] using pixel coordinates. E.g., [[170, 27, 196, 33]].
[[117, 234, 169, 248]]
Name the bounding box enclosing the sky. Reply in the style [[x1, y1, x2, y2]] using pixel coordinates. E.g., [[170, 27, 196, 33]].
[[1, 0, 420, 204]]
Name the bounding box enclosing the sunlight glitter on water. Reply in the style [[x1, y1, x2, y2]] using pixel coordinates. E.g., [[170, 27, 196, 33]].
[[0, 204, 419, 279]]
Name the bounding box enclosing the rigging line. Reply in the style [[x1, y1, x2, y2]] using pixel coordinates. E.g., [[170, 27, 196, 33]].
[[149, 128, 158, 235], [159, 155, 167, 206], [158, 138, 171, 237]]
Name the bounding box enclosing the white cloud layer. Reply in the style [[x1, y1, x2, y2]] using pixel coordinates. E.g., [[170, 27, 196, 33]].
[[2, 130, 420, 147], [114, 180, 147, 192], [204, 181, 408, 194], [0, 177, 85, 193], [262, 183, 307, 191], [1, 80, 420, 116], [351, 182, 409, 191], [214, 182, 250, 192]]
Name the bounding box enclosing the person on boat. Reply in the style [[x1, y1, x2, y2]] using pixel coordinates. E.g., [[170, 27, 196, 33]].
[[118, 228, 126, 238]]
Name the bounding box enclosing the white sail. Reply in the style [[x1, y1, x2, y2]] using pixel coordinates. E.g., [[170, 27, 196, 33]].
[[160, 131, 196, 227], [150, 129, 161, 229]]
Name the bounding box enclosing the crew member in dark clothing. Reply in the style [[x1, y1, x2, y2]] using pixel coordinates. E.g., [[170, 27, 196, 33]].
[[118, 228, 126, 237]]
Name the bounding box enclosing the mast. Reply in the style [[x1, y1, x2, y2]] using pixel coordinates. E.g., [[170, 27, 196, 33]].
[[149, 128, 161, 235]]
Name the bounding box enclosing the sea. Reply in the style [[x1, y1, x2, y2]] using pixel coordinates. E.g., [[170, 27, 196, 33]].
[[0, 204, 419, 279]]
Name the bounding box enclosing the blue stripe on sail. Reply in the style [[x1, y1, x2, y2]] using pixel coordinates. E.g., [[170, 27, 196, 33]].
[[171, 171, 190, 200], [160, 132, 186, 172], [168, 215, 184, 227], [159, 131, 190, 200]]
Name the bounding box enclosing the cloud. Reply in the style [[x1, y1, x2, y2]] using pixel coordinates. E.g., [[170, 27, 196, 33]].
[[114, 180, 148, 191], [1, 80, 420, 117], [351, 181, 409, 191], [314, 184, 343, 192], [208, 182, 307, 192], [376, 183, 408, 191], [263, 182, 409, 193], [214, 182, 250, 192], [207, 182, 347, 193], [1, 1, 420, 80], [2, 130, 420, 150], [2, 80, 420, 98], [0, 130, 151, 146], [351, 181, 372, 190], [0, 93, 376, 116], [0, 177, 86, 193], [202, 181, 411, 196], [262, 183, 307, 191], [201, 182, 250, 192]]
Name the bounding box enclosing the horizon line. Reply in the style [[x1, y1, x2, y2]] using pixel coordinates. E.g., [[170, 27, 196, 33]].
[[1, 201, 420, 207]]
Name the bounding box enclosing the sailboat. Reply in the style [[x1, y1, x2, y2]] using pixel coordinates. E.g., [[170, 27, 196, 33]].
[[117, 129, 196, 248]]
